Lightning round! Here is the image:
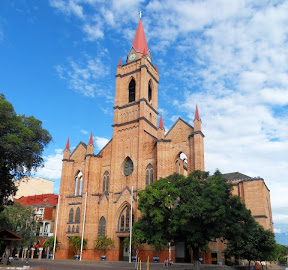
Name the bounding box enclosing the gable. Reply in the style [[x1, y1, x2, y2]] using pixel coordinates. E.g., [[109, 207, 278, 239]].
[[165, 118, 194, 142], [70, 142, 87, 161]]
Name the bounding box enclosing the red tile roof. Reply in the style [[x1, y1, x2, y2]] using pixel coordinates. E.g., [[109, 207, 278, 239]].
[[15, 194, 58, 206]]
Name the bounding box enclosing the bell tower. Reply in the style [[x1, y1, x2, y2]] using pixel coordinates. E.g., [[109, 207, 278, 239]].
[[113, 18, 159, 136]]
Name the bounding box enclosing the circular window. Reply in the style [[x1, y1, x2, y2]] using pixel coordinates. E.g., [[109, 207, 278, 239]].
[[124, 157, 133, 176]]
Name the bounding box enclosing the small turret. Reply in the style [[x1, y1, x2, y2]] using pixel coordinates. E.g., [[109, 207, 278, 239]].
[[87, 132, 94, 155], [63, 138, 70, 160], [194, 105, 201, 131], [157, 115, 165, 139]]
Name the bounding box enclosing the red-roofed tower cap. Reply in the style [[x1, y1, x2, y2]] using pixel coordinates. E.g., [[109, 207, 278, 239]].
[[65, 138, 70, 150], [159, 115, 164, 129], [89, 132, 93, 145], [195, 105, 200, 120], [155, 64, 158, 72], [118, 58, 122, 66], [132, 19, 149, 53]]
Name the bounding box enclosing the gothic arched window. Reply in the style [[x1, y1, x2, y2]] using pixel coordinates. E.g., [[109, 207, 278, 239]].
[[75, 207, 80, 223], [76, 225, 79, 233], [118, 205, 134, 232], [148, 80, 152, 102], [74, 171, 83, 196], [146, 164, 153, 186], [98, 216, 106, 237], [103, 171, 109, 194], [69, 208, 74, 223], [68, 225, 71, 232], [129, 78, 136, 103]]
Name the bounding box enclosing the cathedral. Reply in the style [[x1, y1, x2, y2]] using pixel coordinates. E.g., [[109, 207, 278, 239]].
[[55, 19, 272, 264]]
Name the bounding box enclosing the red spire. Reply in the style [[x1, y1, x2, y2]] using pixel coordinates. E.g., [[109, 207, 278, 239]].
[[195, 105, 200, 120], [132, 19, 149, 53], [159, 115, 164, 129], [65, 138, 70, 150], [88, 132, 93, 145], [155, 64, 158, 72], [143, 47, 147, 56], [118, 58, 122, 66]]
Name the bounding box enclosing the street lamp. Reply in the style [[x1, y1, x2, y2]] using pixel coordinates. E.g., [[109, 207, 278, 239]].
[[25, 210, 42, 265]]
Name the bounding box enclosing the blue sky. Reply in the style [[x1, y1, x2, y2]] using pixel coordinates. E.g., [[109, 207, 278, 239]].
[[1, 0, 288, 240]]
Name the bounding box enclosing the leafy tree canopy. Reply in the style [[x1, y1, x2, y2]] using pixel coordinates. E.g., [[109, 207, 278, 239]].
[[134, 170, 275, 268], [0, 93, 52, 210], [0, 202, 36, 251]]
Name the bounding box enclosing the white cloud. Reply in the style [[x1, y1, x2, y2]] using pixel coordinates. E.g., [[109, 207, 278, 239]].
[[94, 136, 110, 150], [35, 149, 63, 180], [55, 54, 112, 99], [274, 228, 281, 234], [80, 129, 89, 135], [49, 0, 85, 19], [83, 23, 104, 40]]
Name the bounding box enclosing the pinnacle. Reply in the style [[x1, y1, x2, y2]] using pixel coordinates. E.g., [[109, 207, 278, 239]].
[[89, 132, 93, 145], [159, 115, 164, 129], [65, 138, 70, 150], [195, 105, 200, 120]]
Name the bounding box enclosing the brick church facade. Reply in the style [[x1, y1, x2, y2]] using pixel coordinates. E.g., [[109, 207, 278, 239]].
[[55, 19, 272, 263]]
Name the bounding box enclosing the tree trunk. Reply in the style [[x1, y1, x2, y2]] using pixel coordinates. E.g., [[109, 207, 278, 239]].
[[193, 247, 200, 270]]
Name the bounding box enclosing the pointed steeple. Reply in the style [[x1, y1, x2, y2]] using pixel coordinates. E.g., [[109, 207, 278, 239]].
[[158, 115, 165, 139], [194, 105, 202, 132], [143, 47, 147, 56], [118, 58, 122, 66], [132, 19, 149, 53], [194, 104, 200, 120], [65, 138, 70, 151], [63, 138, 70, 160], [159, 115, 164, 129], [88, 132, 93, 145], [155, 64, 158, 72]]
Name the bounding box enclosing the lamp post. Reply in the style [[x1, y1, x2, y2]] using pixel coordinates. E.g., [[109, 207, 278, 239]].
[[25, 210, 42, 265]]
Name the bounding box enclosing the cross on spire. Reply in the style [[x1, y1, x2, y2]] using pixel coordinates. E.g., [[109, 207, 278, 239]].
[[139, 11, 142, 19]]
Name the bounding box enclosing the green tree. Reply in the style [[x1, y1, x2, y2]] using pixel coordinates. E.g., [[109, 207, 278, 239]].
[[135, 170, 240, 270], [69, 236, 87, 255], [225, 218, 277, 264], [0, 202, 37, 250], [0, 93, 52, 211]]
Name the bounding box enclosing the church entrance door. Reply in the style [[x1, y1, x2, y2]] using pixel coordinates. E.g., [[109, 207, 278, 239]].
[[119, 237, 129, 261]]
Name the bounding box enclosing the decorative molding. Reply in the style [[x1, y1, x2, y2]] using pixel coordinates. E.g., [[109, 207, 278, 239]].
[[66, 195, 82, 199], [62, 159, 74, 162], [113, 98, 158, 115], [112, 117, 158, 131], [114, 186, 137, 203], [68, 202, 82, 205], [253, 215, 268, 219], [188, 130, 205, 138]]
